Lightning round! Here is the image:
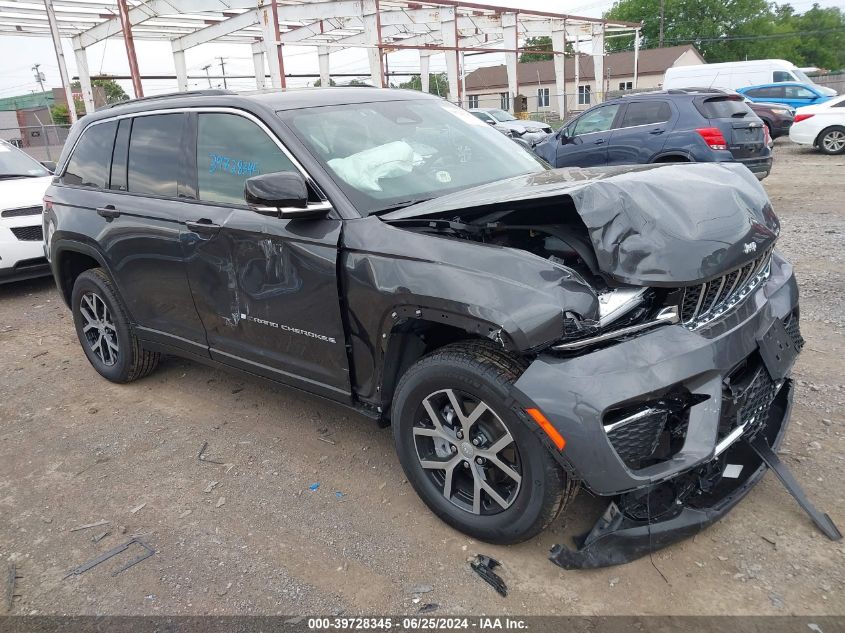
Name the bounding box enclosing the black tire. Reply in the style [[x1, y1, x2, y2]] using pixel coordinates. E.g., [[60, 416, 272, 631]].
[[391, 340, 575, 544], [71, 267, 160, 383], [816, 126, 845, 155]]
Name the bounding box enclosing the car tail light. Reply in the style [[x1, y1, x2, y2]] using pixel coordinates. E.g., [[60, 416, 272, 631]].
[[696, 127, 728, 150], [794, 113, 815, 123], [763, 124, 772, 145]]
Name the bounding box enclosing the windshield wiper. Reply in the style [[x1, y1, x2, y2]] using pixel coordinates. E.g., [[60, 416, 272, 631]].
[[370, 197, 434, 215]]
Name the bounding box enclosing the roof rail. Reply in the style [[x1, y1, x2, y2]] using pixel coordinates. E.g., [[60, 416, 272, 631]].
[[102, 89, 237, 109]]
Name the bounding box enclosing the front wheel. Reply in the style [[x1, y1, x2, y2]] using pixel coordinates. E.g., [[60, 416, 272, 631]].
[[817, 126, 845, 155], [391, 341, 574, 544], [71, 268, 160, 383]]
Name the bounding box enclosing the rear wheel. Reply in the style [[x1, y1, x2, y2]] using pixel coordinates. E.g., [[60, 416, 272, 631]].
[[817, 126, 845, 155], [391, 340, 574, 544], [71, 268, 160, 383]]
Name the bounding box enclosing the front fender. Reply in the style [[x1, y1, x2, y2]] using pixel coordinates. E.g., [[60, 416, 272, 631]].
[[341, 216, 598, 402]]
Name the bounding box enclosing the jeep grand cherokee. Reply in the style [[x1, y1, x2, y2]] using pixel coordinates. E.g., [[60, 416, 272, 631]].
[[44, 88, 818, 568]]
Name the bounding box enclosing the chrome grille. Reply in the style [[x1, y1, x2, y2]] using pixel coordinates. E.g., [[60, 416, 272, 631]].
[[679, 248, 773, 329]]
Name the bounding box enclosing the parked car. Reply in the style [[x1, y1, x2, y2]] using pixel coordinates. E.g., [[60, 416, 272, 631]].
[[663, 58, 837, 96], [469, 108, 552, 145], [533, 89, 772, 179], [737, 82, 832, 109], [46, 88, 807, 567], [0, 139, 53, 284], [789, 94, 845, 155]]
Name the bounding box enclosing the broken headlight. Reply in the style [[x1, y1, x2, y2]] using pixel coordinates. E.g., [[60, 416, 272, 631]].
[[556, 288, 677, 351]]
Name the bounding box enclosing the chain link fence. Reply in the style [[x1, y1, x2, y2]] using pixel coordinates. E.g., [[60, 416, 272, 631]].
[[0, 124, 72, 162]]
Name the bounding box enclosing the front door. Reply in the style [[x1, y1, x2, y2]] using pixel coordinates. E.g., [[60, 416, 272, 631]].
[[181, 110, 351, 399], [554, 103, 621, 167]]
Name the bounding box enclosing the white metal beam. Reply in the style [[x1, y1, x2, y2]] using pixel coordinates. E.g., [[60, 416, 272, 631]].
[[419, 50, 431, 93], [251, 40, 265, 89], [361, 0, 383, 87], [275, 0, 363, 22], [73, 44, 95, 113], [279, 17, 346, 44], [633, 28, 640, 89], [72, 0, 168, 48], [551, 20, 566, 118], [171, 9, 258, 52], [441, 7, 459, 105], [318, 45, 330, 86], [591, 23, 605, 103], [44, 0, 77, 123], [503, 12, 517, 113], [259, 5, 281, 89], [173, 48, 188, 91]]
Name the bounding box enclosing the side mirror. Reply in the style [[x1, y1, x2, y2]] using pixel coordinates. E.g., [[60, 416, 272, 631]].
[[486, 119, 496, 125], [41, 160, 56, 172], [558, 128, 571, 143], [244, 171, 329, 219]]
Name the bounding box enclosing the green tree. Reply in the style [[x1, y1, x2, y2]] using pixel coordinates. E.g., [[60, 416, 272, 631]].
[[50, 99, 85, 124], [397, 72, 448, 93], [520, 36, 553, 62], [313, 77, 336, 87], [70, 77, 129, 104], [603, 0, 845, 70]]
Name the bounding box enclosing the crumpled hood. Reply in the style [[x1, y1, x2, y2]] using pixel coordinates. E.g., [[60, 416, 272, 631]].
[[384, 163, 780, 286]]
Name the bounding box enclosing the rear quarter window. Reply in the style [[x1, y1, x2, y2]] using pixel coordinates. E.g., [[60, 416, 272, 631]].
[[62, 121, 118, 188], [695, 97, 752, 119], [127, 114, 186, 198]]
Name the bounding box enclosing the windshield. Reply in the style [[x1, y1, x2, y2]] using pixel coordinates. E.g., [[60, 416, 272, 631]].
[[0, 142, 49, 178], [282, 99, 545, 215], [792, 69, 814, 84], [489, 109, 517, 122]]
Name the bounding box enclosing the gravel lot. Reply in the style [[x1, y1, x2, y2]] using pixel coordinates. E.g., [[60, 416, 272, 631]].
[[1, 140, 843, 616]]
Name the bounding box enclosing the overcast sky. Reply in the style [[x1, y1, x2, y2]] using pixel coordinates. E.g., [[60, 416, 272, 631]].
[[1, 0, 844, 99]]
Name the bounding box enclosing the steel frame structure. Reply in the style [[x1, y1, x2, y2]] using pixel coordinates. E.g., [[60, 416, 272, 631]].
[[1, 0, 641, 120]]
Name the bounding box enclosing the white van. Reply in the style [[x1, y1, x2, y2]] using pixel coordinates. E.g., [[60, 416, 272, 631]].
[[664, 59, 837, 96]]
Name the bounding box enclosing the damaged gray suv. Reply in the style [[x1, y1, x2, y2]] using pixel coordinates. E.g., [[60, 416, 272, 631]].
[[45, 88, 839, 570]]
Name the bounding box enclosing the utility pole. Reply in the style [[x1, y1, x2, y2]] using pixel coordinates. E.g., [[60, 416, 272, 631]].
[[32, 63, 56, 126], [202, 65, 213, 88], [659, 0, 665, 48], [217, 57, 228, 89]]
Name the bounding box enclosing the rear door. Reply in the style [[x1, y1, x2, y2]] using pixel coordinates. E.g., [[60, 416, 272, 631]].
[[695, 96, 766, 161], [607, 99, 674, 164], [181, 110, 351, 399], [55, 114, 208, 354], [553, 103, 621, 167]]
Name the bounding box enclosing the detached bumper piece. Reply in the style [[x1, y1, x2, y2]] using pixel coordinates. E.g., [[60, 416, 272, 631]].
[[550, 381, 841, 569]]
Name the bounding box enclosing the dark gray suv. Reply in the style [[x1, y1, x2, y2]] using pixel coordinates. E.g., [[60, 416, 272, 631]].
[[534, 89, 773, 179], [44, 88, 819, 569]]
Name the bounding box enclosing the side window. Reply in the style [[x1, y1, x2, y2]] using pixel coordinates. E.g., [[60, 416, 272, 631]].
[[572, 104, 620, 136], [747, 87, 783, 99], [197, 113, 297, 205], [127, 114, 186, 197], [773, 71, 792, 82], [833, 100, 845, 108], [784, 86, 815, 99], [620, 101, 671, 128], [62, 121, 117, 188]]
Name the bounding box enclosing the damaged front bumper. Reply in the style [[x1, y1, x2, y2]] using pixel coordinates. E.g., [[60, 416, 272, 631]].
[[512, 252, 839, 567]]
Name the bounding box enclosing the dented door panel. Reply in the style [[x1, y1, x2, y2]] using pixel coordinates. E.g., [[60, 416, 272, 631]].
[[183, 208, 351, 399]]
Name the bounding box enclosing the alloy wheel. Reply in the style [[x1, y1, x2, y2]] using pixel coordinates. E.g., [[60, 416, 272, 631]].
[[822, 130, 845, 153], [413, 388, 522, 515], [80, 291, 119, 366]]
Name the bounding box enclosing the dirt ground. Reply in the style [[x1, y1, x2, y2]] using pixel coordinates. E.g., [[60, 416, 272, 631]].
[[1, 140, 843, 616]]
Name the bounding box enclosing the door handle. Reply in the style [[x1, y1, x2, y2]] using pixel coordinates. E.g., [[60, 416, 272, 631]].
[[649, 129, 665, 135], [96, 205, 120, 220], [186, 219, 221, 237], [594, 138, 605, 145]]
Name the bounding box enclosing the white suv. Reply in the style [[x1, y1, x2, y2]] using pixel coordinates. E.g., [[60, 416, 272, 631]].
[[0, 140, 53, 284]]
